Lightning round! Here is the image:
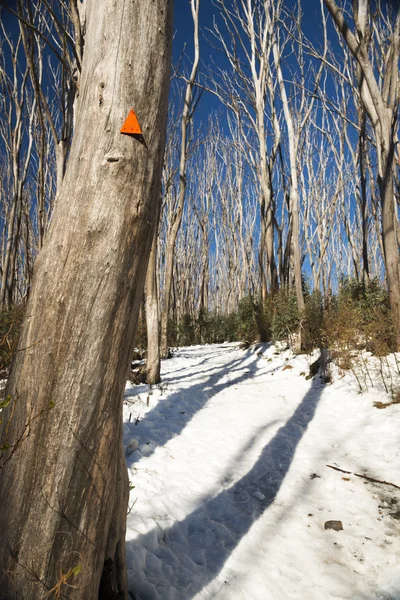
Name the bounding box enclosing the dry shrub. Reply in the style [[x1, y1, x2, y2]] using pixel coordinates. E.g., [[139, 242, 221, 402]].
[[324, 279, 394, 357], [0, 305, 25, 376], [323, 300, 360, 370], [322, 279, 396, 390], [374, 389, 400, 409]]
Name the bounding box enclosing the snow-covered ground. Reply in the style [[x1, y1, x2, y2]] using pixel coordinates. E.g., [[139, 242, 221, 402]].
[[123, 343, 400, 600]]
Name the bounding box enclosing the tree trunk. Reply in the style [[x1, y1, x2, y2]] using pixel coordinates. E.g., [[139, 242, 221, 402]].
[[0, 2, 173, 599], [323, 0, 400, 347], [378, 133, 400, 349], [0, 190, 19, 309], [160, 235, 176, 356], [7, 188, 23, 307], [272, 37, 304, 314], [357, 88, 370, 285], [257, 102, 279, 294], [145, 217, 161, 385], [258, 197, 268, 302], [160, 0, 200, 357]]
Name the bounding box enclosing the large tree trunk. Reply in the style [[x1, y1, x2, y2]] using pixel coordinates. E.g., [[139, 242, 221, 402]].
[[378, 132, 400, 349], [0, 1, 173, 599]]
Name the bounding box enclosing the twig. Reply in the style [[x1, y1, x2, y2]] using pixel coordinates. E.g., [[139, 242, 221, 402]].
[[326, 464, 400, 490], [127, 497, 137, 516], [354, 472, 400, 491], [326, 464, 351, 474]]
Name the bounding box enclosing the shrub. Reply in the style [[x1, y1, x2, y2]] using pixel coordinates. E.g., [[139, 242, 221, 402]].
[[0, 305, 25, 374], [303, 289, 324, 352], [270, 290, 300, 342], [324, 278, 395, 353], [322, 278, 396, 380], [178, 313, 196, 346], [237, 296, 258, 341], [162, 278, 395, 369]]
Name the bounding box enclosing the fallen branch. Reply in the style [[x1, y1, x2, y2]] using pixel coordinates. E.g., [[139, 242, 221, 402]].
[[326, 464, 351, 474], [326, 464, 400, 490], [354, 472, 400, 491]]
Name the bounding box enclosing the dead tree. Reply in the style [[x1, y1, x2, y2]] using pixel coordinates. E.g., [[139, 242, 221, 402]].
[[0, 25, 34, 309], [323, 0, 400, 347], [145, 212, 161, 385], [160, 0, 200, 357], [0, 2, 173, 599]]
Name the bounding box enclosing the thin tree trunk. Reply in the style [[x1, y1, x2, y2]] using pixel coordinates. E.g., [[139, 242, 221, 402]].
[[161, 235, 176, 356], [259, 197, 268, 302], [272, 37, 304, 313], [0, 191, 19, 309], [160, 0, 200, 357], [0, 2, 173, 599], [7, 189, 23, 306], [359, 111, 369, 285], [146, 216, 161, 385]]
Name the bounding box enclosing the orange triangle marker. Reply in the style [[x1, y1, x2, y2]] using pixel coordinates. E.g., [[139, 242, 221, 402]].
[[120, 109, 142, 136]]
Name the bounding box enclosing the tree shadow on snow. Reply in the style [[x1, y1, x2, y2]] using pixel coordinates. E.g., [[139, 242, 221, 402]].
[[124, 349, 262, 464], [126, 375, 325, 599]]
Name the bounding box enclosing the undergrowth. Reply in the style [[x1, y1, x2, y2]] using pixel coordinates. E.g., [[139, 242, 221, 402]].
[[2, 280, 397, 399], [0, 305, 24, 375], [164, 278, 399, 397]]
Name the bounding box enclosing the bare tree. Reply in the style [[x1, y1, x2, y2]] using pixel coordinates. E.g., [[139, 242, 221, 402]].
[[211, 0, 282, 297], [145, 213, 161, 385], [323, 0, 400, 346], [15, 0, 78, 192], [0, 25, 35, 310], [0, 2, 173, 599], [160, 0, 201, 357]]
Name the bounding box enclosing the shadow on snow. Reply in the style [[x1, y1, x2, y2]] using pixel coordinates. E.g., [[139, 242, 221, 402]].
[[126, 372, 325, 599], [124, 347, 262, 464]]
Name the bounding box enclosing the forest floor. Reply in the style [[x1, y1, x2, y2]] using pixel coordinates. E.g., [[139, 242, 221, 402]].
[[123, 343, 400, 600]]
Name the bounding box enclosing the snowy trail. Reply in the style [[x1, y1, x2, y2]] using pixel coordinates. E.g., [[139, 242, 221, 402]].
[[123, 344, 400, 600]]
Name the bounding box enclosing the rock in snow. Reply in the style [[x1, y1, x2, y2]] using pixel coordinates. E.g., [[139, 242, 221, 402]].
[[324, 520, 343, 531]]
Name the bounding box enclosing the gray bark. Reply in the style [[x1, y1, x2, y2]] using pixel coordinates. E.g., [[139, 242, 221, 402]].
[[146, 218, 161, 385], [272, 38, 305, 313], [0, 1, 173, 599]]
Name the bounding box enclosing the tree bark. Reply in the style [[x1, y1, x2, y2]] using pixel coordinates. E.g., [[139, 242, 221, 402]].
[[378, 132, 400, 348], [257, 102, 279, 294], [272, 38, 305, 314], [0, 1, 173, 599], [145, 216, 161, 385]]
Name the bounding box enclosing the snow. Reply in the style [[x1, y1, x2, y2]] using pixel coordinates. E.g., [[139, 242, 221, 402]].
[[123, 343, 400, 600]]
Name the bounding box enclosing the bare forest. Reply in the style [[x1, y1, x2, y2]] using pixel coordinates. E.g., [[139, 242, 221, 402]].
[[0, 0, 399, 598]]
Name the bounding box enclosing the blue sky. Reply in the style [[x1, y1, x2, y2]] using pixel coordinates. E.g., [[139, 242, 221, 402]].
[[172, 0, 333, 127]]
